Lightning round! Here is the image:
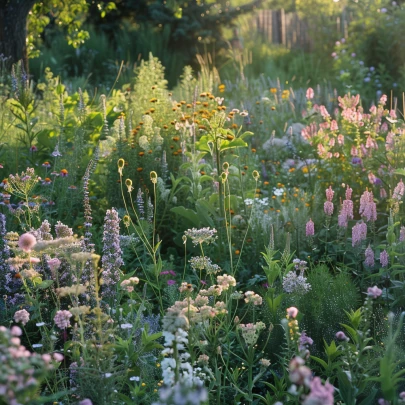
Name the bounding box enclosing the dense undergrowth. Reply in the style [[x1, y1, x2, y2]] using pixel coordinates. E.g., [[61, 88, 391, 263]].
[[1, 56, 405, 405]]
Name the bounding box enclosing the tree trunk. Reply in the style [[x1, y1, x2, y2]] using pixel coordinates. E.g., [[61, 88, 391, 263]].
[[0, 0, 37, 70]]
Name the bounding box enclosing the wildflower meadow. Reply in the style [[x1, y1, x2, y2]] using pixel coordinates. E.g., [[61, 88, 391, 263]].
[[1, 0, 405, 404]]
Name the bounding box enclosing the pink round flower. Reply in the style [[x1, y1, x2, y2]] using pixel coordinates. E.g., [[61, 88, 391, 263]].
[[18, 233, 37, 252], [14, 309, 30, 326], [367, 285, 382, 299], [53, 353, 64, 362], [287, 307, 298, 318], [54, 310, 72, 329], [79, 400, 93, 405]]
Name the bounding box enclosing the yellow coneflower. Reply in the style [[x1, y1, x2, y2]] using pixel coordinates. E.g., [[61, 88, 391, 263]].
[[218, 84, 226, 92], [270, 88, 277, 93], [172, 136, 179, 141], [226, 134, 234, 140]]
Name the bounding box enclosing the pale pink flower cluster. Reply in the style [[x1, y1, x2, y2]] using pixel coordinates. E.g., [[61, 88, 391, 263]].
[[367, 285, 382, 299], [216, 274, 236, 290], [352, 222, 367, 246], [359, 189, 377, 222], [303, 377, 334, 405], [14, 309, 30, 326], [238, 321, 266, 345], [244, 291, 262, 306], [54, 310, 72, 329], [199, 285, 223, 297], [0, 325, 55, 405], [120, 277, 139, 293], [179, 282, 194, 293], [289, 356, 312, 386]]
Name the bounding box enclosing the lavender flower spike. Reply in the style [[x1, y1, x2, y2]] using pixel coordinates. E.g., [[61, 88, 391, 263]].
[[101, 208, 124, 298]]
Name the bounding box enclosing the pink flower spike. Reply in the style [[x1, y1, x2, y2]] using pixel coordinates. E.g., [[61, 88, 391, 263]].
[[306, 88, 314, 100], [306, 219, 314, 236]]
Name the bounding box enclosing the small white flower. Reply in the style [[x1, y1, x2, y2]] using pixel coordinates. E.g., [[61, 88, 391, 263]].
[[104, 373, 112, 378], [120, 323, 132, 329], [32, 344, 43, 348], [130, 376, 140, 381], [36, 322, 45, 327]]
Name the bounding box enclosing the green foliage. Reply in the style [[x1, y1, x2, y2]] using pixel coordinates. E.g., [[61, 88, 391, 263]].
[[284, 265, 360, 351]]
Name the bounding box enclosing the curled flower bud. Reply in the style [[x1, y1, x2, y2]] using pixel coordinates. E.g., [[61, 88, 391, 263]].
[[125, 178, 133, 192], [221, 172, 228, 183], [150, 171, 158, 184], [123, 215, 130, 227], [252, 170, 260, 180], [222, 162, 229, 172], [117, 158, 125, 175]]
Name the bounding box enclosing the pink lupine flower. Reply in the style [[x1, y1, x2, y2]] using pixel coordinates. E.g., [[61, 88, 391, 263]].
[[380, 250, 389, 268], [345, 185, 353, 200], [306, 219, 315, 236], [324, 201, 334, 216], [386, 132, 395, 151], [330, 120, 338, 131], [303, 377, 334, 405], [393, 179, 405, 200], [400, 226, 405, 242], [364, 245, 375, 267], [306, 88, 314, 99], [319, 105, 330, 119], [325, 186, 334, 202], [352, 222, 367, 246], [350, 145, 358, 156], [359, 189, 377, 222]]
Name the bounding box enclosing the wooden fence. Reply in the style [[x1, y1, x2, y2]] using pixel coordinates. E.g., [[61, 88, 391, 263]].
[[255, 9, 349, 51]]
